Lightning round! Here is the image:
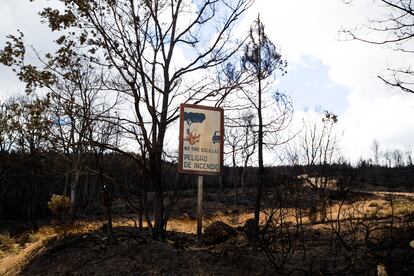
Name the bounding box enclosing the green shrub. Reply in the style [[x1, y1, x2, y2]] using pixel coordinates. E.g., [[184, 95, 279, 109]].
[[15, 232, 37, 246], [47, 194, 72, 237], [0, 232, 17, 252], [47, 194, 71, 216]]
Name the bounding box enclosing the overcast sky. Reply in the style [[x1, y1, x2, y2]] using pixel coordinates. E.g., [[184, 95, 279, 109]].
[[1, 0, 414, 164]]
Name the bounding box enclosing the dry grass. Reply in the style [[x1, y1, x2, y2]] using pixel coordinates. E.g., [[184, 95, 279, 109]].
[[0, 219, 110, 275], [1, 188, 413, 275], [0, 232, 18, 254], [0, 231, 52, 276]]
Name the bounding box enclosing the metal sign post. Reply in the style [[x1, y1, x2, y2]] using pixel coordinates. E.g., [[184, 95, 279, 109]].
[[178, 104, 224, 245], [197, 175, 203, 245]]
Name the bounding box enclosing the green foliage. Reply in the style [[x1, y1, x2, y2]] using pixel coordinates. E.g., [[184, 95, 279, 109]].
[[0, 31, 56, 94], [48, 194, 71, 216], [0, 96, 52, 153], [15, 231, 37, 246], [242, 16, 287, 80], [9, 96, 52, 153], [39, 7, 77, 31], [322, 111, 338, 124], [0, 31, 25, 67], [0, 102, 16, 152], [2, 0, 254, 241], [0, 232, 17, 252]]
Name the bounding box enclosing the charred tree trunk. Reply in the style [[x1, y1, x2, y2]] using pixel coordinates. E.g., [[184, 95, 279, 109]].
[[253, 48, 264, 251], [102, 181, 115, 241], [149, 144, 165, 240], [232, 146, 239, 206], [70, 170, 79, 218]]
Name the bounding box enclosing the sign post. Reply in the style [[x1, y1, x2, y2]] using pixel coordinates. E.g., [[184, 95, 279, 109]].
[[197, 175, 203, 244], [178, 104, 224, 245]]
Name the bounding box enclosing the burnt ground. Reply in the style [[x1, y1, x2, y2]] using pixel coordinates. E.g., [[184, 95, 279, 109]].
[[18, 227, 273, 275], [1, 186, 414, 275]]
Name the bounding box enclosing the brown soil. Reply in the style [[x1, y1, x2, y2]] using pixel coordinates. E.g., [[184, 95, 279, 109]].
[[1, 188, 413, 275]]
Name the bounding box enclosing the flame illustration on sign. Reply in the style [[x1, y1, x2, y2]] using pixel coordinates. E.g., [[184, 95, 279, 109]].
[[185, 130, 201, 145]]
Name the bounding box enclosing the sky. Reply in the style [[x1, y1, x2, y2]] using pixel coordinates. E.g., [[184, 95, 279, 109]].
[[1, 0, 414, 164], [242, 0, 414, 164]]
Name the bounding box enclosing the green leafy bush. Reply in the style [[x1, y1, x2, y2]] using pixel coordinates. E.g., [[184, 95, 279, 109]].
[[47, 194, 72, 237], [47, 194, 71, 216]]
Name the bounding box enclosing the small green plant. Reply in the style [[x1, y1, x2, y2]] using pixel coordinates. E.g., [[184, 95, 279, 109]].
[[47, 194, 71, 237], [15, 231, 37, 246], [0, 232, 18, 253], [48, 194, 71, 216]]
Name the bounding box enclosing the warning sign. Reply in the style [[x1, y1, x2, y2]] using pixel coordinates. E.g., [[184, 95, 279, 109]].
[[178, 104, 224, 175]]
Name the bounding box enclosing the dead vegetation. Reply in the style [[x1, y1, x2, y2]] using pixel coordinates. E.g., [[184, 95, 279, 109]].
[[0, 184, 413, 275]]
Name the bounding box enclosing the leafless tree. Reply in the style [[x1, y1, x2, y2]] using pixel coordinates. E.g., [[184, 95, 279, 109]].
[[392, 148, 404, 167], [293, 111, 341, 224], [240, 15, 293, 249], [372, 139, 381, 166], [48, 62, 116, 216], [342, 0, 414, 94], [404, 146, 412, 166], [383, 149, 393, 167], [240, 112, 257, 191], [1, 0, 254, 240], [296, 111, 340, 192], [224, 110, 256, 201], [224, 125, 243, 205], [299, 111, 339, 168]]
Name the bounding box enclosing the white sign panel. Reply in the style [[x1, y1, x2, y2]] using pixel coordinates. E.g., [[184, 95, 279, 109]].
[[178, 104, 224, 175]]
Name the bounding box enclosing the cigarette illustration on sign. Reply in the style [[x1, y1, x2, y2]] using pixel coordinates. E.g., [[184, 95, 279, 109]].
[[179, 104, 224, 175]]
